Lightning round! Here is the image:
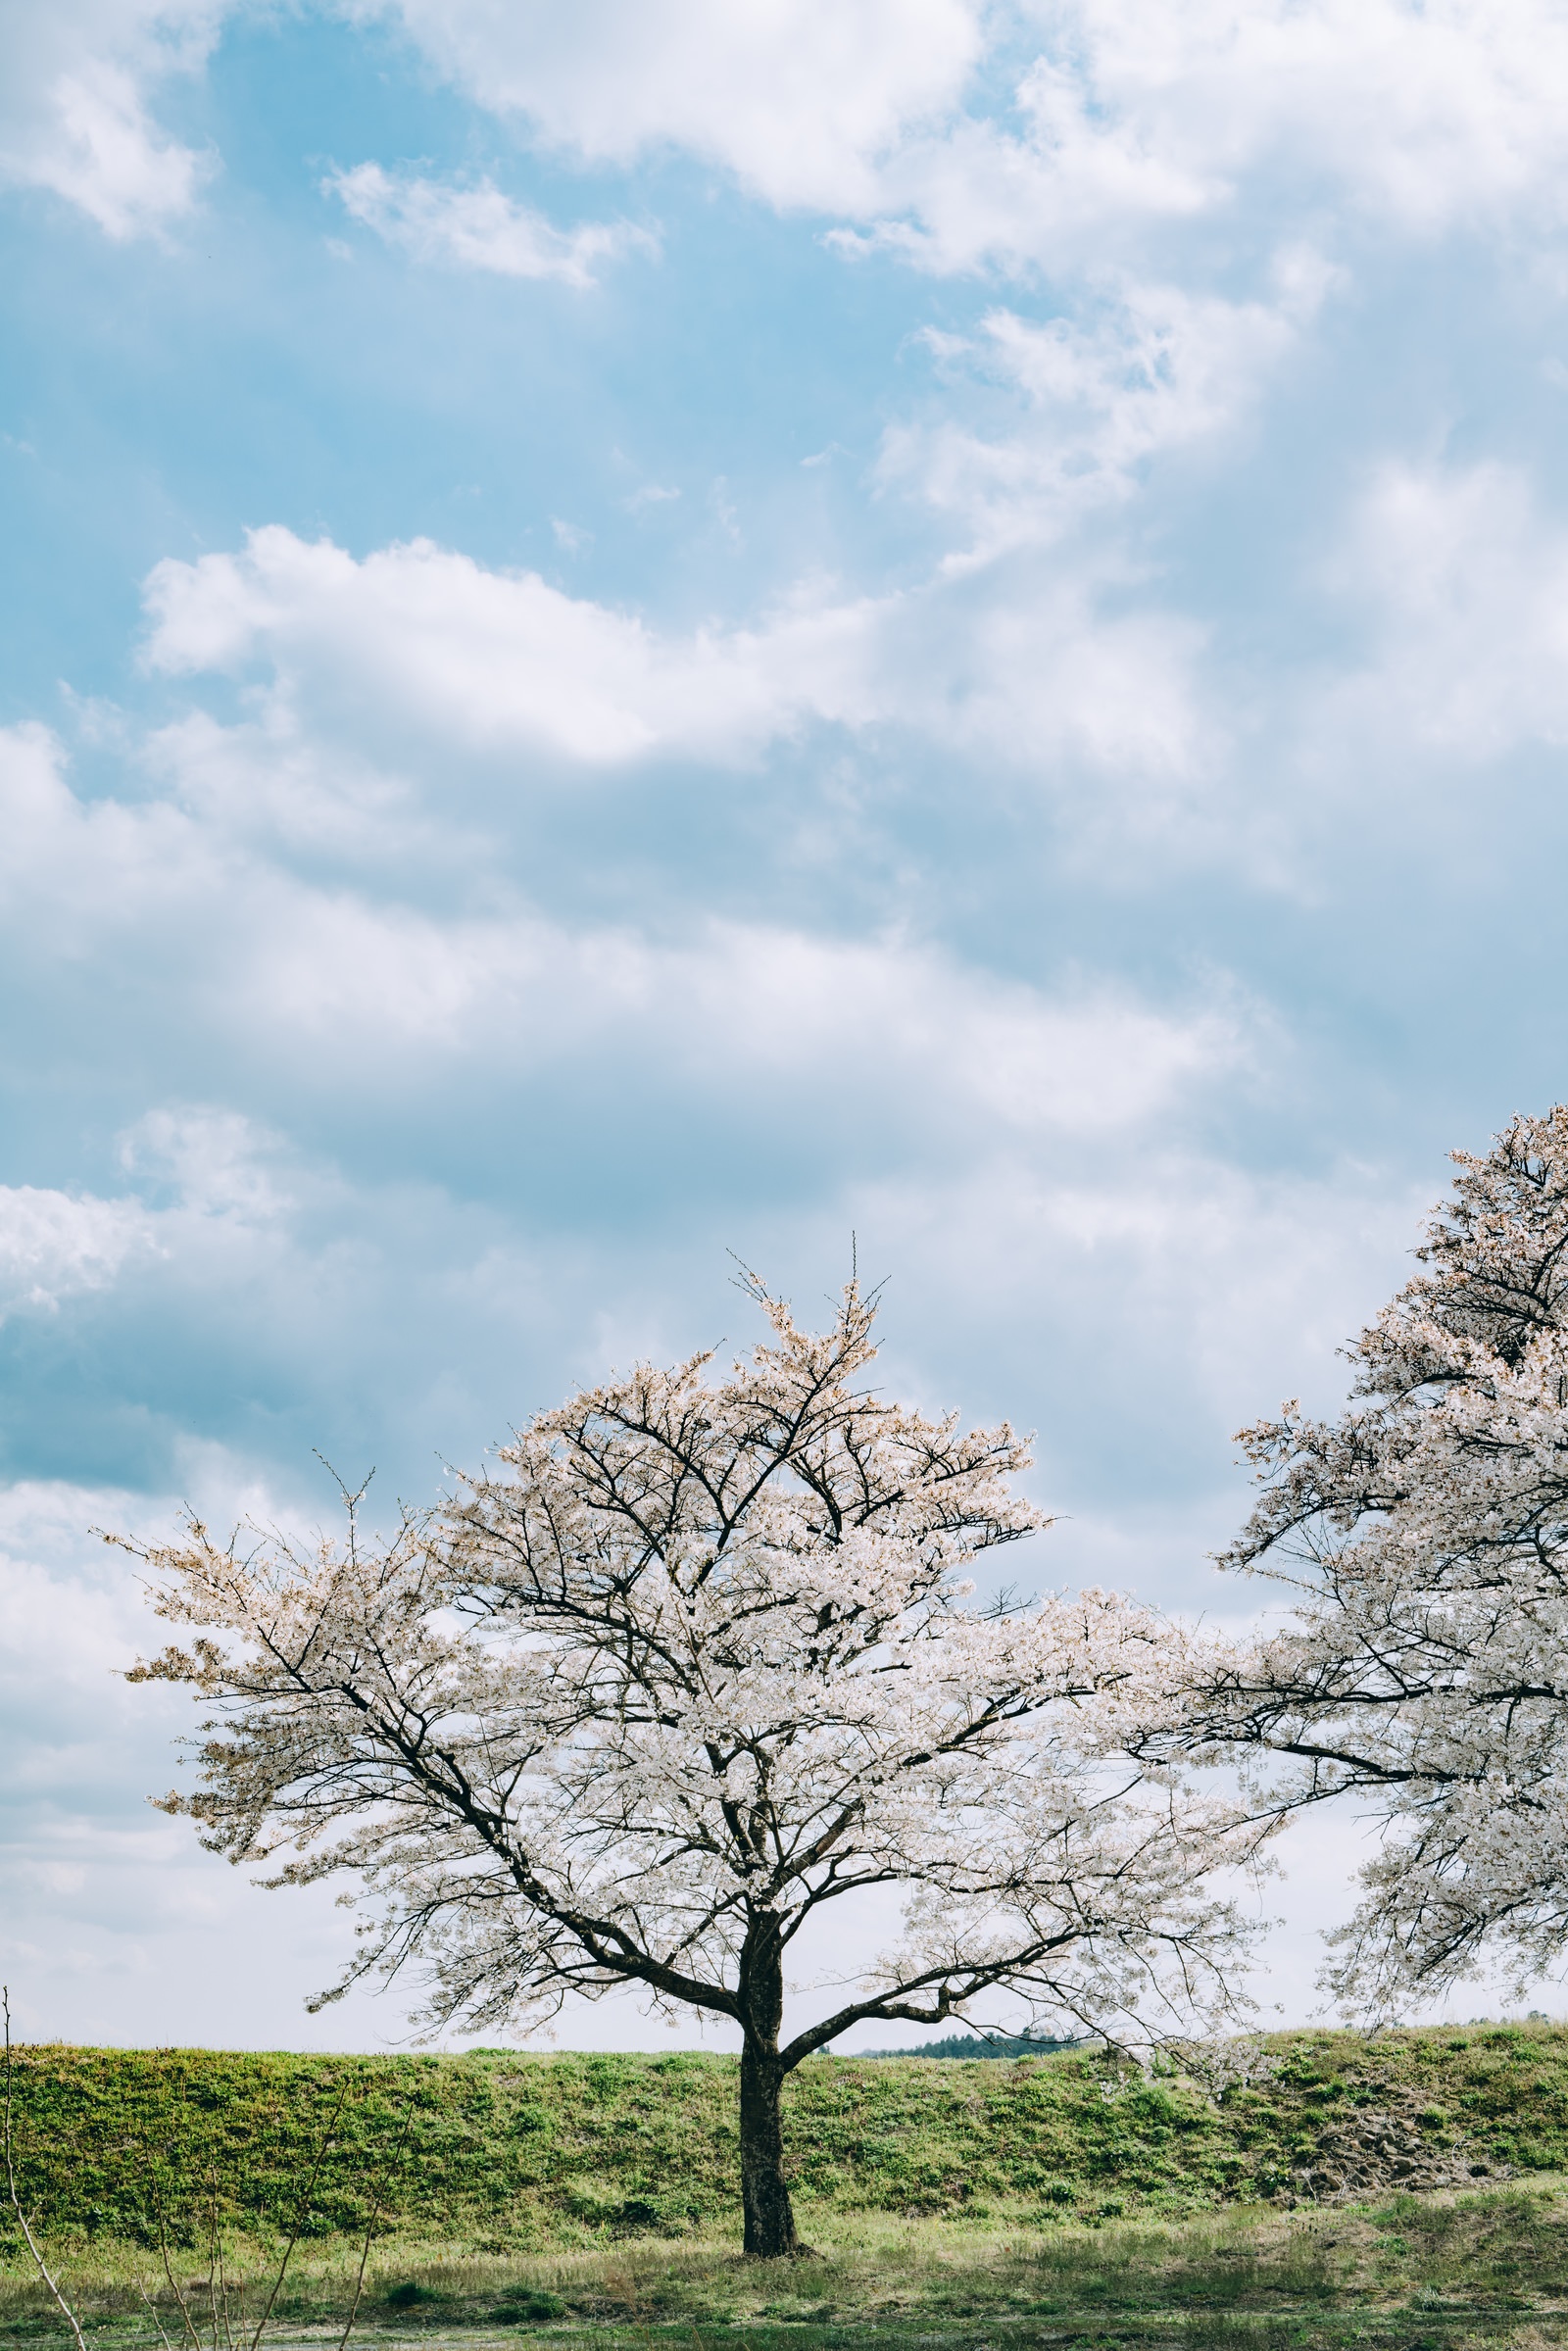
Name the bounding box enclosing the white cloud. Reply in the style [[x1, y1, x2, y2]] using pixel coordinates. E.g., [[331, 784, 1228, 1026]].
[[902, 577, 1217, 817], [625, 483, 680, 514], [0, 715, 1301, 1651], [1325, 460, 1568, 761], [0, 718, 217, 951], [11, 0, 1568, 264], [346, 0, 984, 213], [0, 1184, 157, 1319], [140, 526, 883, 763], [832, 1148, 1424, 1464], [653, 933, 1246, 1141], [329, 0, 1568, 274], [0, 719, 1244, 1121], [143, 704, 427, 861], [856, 0, 1568, 274], [0, 739, 1309, 1509], [119, 1105, 292, 1222], [137, 525, 1216, 807], [325, 163, 654, 286], [885, 252, 1334, 554], [0, 1102, 293, 1332], [0, 0, 220, 237]]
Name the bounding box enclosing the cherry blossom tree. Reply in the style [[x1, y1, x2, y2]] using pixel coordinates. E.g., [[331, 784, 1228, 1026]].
[[127, 1273, 1263, 2257], [1189, 1108, 1568, 2015]]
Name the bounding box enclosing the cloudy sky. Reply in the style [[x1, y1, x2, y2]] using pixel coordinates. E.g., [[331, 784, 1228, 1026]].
[[4, 0, 1568, 2051]]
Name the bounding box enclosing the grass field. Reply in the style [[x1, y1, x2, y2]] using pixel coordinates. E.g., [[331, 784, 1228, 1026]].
[[6, 2185, 1568, 2350], [6, 2029, 1568, 2347]]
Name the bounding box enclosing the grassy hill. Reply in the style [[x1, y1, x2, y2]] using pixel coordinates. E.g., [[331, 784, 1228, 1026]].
[[3, 2024, 1566, 2259]]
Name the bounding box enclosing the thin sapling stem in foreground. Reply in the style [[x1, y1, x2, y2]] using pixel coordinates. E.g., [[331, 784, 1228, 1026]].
[[335, 2095, 415, 2351], [248, 2080, 352, 2351], [159, 2213, 203, 2351], [2, 1987, 89, 2351]]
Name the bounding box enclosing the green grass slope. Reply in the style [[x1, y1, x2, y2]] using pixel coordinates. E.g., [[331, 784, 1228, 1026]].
[[3, 2025, 1566, 2259]]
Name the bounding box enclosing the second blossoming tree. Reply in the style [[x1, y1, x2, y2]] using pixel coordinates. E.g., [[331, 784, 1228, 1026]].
[[1188, 1109, 1568, 2015]]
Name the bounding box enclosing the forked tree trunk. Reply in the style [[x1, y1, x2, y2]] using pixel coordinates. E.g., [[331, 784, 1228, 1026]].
[[737, 1917, 806, 2258]]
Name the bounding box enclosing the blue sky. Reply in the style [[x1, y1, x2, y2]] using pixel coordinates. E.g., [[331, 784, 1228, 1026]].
[[5, 0, 1568, 2049]]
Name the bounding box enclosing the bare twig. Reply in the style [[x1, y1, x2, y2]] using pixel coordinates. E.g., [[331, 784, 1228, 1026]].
[[248, 2079, 352, 2351], [211, 2170, 234, 2351], [139, 2281, 176, 2351], [2, 1987, 89, 2351], [335, 2094, 415, 2351], [205, 2174, 220, 2351], [159, 2214, 203, 2351]]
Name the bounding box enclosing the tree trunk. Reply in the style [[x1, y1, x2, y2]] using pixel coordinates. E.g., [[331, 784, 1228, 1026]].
[[737, 1917, 807, 2258], [739, 2042, 801, 2257]]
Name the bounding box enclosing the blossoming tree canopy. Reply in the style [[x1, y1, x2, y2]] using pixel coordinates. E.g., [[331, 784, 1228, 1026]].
[[125, 1271, 1264, 2258], [1199, 1108, 1568, 2014]]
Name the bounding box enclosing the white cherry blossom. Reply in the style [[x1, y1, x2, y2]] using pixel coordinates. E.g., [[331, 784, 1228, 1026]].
[[1195, 1109, 1568, 2013], [127, 1270, 1262, 2255]]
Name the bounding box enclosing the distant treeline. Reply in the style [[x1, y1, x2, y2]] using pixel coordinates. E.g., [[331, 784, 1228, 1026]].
[[861, 2033, 1087, 2059]]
